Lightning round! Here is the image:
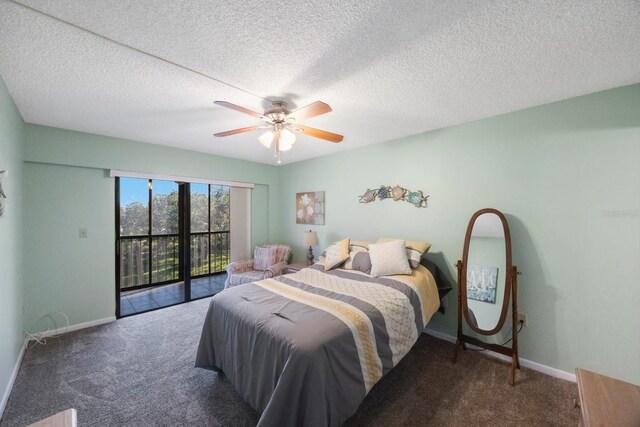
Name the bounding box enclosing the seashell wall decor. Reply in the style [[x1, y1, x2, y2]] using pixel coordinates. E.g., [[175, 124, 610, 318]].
[[358, 185, 429, 208]]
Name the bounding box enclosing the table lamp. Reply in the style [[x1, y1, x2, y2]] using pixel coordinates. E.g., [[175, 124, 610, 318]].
[[303, 230, 318, 265]]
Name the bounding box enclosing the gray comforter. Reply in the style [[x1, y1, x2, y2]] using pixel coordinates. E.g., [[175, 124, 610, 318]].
[[196, 265, 439, 427]]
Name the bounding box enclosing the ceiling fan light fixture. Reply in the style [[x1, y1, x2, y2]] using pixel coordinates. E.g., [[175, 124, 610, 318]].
[[279, 129, 296, 151], [258, 130, 274, 148], [213, 100, 343, 164]]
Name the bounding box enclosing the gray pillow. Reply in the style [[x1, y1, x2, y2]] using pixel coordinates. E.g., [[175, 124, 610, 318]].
[[352, 251, 372, 275]]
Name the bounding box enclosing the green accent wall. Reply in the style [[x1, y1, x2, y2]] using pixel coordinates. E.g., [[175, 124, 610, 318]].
[[278, 84, 640, 383], [23, 124, 280, 330], [0, 78, 25, 406], [5, 82, 639, 391]]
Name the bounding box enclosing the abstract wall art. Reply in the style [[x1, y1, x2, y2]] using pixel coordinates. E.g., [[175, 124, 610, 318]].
[[296, 191, 325, 225]]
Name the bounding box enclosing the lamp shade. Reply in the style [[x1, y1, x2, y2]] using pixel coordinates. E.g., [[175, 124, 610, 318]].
[[258, 130, 274, 148], [303, 230, 318, 246], [279, 129, 296, 151]]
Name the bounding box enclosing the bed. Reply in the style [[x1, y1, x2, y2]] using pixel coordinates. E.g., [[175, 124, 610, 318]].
[[195, 260, 443, 427]]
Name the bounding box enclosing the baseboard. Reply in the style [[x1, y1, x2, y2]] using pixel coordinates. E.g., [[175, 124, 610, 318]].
[[1, 316, 117, 418], [424, 328, 576, 383], [35, 316, 116, 339], [0, 338, 27, 419]]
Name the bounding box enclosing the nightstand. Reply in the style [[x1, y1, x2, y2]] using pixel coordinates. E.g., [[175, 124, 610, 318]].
[[284, 262, 310, 274]]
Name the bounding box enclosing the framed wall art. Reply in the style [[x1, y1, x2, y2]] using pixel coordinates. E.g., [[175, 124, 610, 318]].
[[296, 191, 325, 225]]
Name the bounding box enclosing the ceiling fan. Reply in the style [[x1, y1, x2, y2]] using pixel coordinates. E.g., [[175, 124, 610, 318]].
[[213, 100, 343, 163]]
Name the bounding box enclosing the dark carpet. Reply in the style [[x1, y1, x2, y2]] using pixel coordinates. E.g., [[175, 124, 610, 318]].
[[1, 298, 579, 426]]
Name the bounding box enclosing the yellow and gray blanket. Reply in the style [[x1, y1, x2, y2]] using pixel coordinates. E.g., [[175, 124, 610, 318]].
[[196, 264, 440, 427]]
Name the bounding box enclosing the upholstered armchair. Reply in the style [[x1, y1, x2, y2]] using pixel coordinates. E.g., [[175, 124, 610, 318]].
[[225, 244, 292, 289]]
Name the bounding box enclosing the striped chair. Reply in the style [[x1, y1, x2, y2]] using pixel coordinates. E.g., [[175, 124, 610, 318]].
[[225, 244, 292, 289]]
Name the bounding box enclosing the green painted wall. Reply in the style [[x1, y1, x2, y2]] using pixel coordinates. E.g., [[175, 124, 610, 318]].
[[0, 78, 24, 405], [278, 84, 640, 383], [23, 164, 117, 329], [14, 84, 640, 386], [23, 124, 280, 330]]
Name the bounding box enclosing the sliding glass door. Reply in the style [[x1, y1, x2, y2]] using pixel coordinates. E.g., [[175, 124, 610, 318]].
[[117, 178, 180, 289], [118, 178, 151, 289], [150, 181, 180, 284], [115, 178, 231, 317], [189, 184, 230, 299]]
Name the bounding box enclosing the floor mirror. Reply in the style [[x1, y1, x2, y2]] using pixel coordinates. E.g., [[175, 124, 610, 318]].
[[452, 208, 521, 385]]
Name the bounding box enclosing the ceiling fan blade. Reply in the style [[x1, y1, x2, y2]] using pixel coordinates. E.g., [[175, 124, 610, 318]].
[[296, 126, 343, 143], [214, 126, 263, 137], [286, 101, 332, 122], [214, 101, 264, 119]]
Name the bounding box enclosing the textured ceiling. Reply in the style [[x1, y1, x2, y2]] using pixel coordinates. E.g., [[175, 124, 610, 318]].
[[1, 0, 639, 165]]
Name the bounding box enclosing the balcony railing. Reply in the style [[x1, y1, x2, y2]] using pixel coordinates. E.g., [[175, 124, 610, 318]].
[[119, 231, 229, 291], [190, 231, 230, 277]]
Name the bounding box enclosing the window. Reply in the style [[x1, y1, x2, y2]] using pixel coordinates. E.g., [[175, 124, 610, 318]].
[[190, 184, 230, 277], [118, 178, 180, 289], [119, 178, 150, 288]]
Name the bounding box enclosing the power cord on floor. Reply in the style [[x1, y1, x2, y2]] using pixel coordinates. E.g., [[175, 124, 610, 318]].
[[466, 319, 525, 352], [24, 311, 70, 349]]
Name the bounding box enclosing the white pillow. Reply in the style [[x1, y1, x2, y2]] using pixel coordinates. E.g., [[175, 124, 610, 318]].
[[321, 238, 350, 270], [369, 240, 412, 278]]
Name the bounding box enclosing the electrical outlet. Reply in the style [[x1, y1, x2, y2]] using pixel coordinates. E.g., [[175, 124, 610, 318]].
[[79, 228, 88, 238], [517, 312, 527, 327]]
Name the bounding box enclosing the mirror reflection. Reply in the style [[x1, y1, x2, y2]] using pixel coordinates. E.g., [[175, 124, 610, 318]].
[[466, 213, 506, 332]]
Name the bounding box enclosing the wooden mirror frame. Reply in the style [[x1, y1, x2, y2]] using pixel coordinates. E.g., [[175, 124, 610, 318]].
[[453, 208, 521, 385], [460, 208, 512, 335]]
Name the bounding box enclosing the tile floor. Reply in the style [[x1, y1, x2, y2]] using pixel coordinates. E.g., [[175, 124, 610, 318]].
[[120, 274, 226, 317]]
